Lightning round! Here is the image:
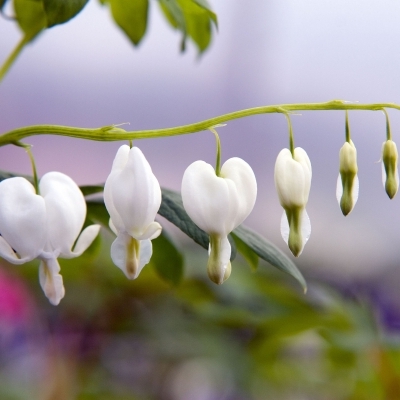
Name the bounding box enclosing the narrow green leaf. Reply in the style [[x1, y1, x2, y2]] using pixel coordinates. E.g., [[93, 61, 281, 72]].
[[0, 170, 32, 182], [14, 0, 47, 39], [152, 230, 184, 285], [43, 0, 89, 27], [79, 185, 104, 197], [231, 232, 259, 271], [159, 188, 236, 260], [233, 225, 307, 293], [109, 0, 149, 45]]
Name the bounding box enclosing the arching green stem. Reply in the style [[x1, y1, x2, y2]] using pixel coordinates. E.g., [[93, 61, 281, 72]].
[[1, 101, 400, 147]]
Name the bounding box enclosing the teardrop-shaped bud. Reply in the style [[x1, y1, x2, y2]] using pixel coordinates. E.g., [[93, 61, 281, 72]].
[[382, 140, 399, 199]]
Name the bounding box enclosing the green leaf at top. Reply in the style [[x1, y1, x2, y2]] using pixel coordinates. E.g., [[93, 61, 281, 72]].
[[158, 0, 217, 53], [152, 230, 184, 285], [232, 225, 307, 293], [159, 188, 237, 261], [42, 0, 89, 27], [14, 0, 47, 39], [109, 0, 149, 46]]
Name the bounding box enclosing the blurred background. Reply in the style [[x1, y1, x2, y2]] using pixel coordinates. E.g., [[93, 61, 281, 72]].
[[1, 1, 400, 398]]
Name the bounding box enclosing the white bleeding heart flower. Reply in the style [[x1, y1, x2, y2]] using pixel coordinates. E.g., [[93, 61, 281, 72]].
[[0, 172, 100, 305], [274, 147, 312, 257], [104, 145, 162, 280], [336, 140, 359, 216], [181, 157, 257, 284], [381, 139, 399, 199]]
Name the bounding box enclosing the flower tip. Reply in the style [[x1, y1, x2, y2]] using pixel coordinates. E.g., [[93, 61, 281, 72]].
[[207, 261, 231, 285]]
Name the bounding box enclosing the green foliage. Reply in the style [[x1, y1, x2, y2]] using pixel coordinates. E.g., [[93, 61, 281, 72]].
[[108, 0, 149, 45], [43, 0, 89, 27], [151, 230, 184, 285], [158, 0, 217, 52], [13, 0, 47, 40], [233, 225, 307, 293]]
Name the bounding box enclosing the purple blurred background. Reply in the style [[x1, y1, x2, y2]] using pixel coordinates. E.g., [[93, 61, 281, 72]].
[[1, 0, 400, 289]]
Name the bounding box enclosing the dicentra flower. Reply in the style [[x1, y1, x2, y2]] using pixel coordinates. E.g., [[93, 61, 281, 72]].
[[181, 158, 257, 284], [104, 145, 162, 279], [336, 140, 358, 215], [274, 147, 312, 257], [0, 172, 100, 305], [382, 139, 399, 199]]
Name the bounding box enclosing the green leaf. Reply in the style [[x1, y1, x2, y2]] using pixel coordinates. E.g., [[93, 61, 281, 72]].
[[231, 232, 259, 271], [14, 0, 47, 39], [109, 0, 149, 46], [0, 169, 32, 182], [152, 230, 184, 285], [232, 225, 307, 293], [79, 185, 104, 197], [0, 0, 8, 11], [159, 188, 236, 260], [86, 199, 110, 229], [42, 0, 89, 27], [158, 0, 216, 53]]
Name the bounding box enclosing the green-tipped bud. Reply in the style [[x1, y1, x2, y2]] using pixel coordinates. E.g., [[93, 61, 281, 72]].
[[207, 235, 232, 285], [382, 140, 399, 199], [337, 140, 359, 216], [274, 148, 312, 257]]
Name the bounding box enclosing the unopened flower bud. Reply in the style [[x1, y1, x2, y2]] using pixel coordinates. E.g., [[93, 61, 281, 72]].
[[336, 140, 358, 216], [382, 140, 399, 199], [274, 148, 312, 257]]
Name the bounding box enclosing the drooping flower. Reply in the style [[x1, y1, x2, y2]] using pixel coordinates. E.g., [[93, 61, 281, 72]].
[[336, 140, 358, 215], [274, 147, 312, 257], [381, 139, 399, 199], [181, 158, 257, 284], [0, 172, 100, 305], [104, 145, 162, 280]]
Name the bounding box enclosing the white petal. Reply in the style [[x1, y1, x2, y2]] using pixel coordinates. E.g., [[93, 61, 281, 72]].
[[40, 172, 86, 255], [336, 174, 343, 203], [0, 177, 46, 260], [110, 233, 152, 279], [274, 148, 311, 209], [104, 172, 125, 233], [220, 157, 257, 229], [137, 221, 162, 240], [182, 161, 239, 235], [107, 147, 162, 237], [280, 209, 311, 255], [61, 224, 101, 259], [207, 235, 232, 285], [39, 257, 65, 305], [0, 236, 32, 264]]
